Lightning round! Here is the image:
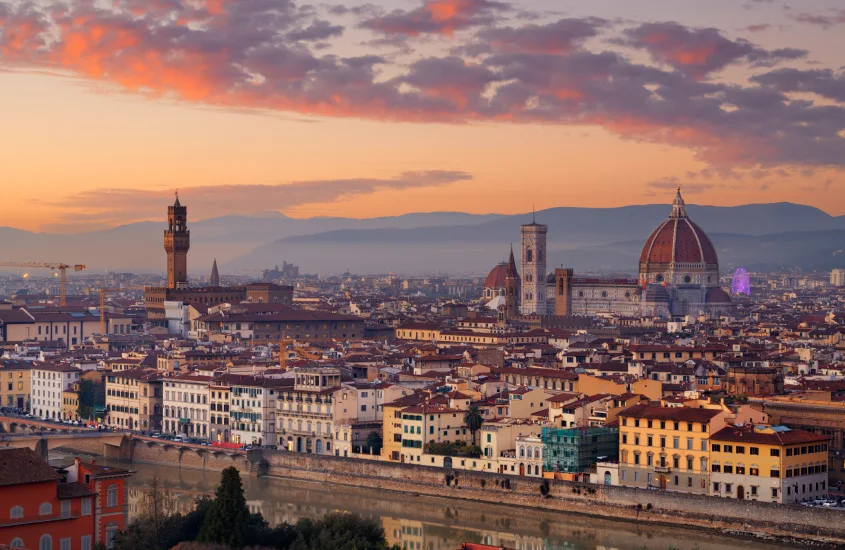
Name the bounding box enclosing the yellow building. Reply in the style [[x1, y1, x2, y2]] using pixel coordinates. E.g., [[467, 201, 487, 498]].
[[62, 389, 80, 421], [399, 404, 469, 464], [105, 368, 163, 431], [382, 393, 428, 462], [0, 359, 31, 410], [618, 404, 727, 494], [710, 424, 829, 504]]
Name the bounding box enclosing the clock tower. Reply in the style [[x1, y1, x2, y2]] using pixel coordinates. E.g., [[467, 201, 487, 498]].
[[164, 193, 190, 289]]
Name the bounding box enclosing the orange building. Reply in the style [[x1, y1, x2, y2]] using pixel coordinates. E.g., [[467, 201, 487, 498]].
[[0, 448, 133, 550]]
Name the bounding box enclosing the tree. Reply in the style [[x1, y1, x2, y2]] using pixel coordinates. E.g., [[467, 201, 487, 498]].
[[463, 405, 484, 446], [366, 431, 383, 455], [198, 467, 252, 547], [290, 512, 400, 550], [77, 379, 104, 420]]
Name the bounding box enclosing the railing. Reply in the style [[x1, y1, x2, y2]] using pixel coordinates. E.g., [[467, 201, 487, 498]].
[[654, 466, 671, 473]]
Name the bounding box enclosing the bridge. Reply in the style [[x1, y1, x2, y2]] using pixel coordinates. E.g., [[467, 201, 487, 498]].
[[0, 415, 248, 467]]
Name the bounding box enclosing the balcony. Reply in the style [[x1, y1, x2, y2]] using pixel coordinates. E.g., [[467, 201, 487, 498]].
[[654, 466, 671, 473]]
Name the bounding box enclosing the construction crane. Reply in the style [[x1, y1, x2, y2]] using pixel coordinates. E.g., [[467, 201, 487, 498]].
[[0, 262, 85, 306], [98, 286, 145, 335]]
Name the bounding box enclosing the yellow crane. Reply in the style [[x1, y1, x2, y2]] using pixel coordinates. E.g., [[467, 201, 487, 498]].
[[98, 286, 144, 335], [0, 262, 85, 306]]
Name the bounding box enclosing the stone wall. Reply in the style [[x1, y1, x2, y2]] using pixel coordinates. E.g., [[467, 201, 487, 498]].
[[89, 436, 845, 545], [259, 451, 845, 544]]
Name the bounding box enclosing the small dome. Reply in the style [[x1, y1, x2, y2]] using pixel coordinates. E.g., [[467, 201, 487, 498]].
[[484, 263, 509, 289], [706, 287, 732, 304]]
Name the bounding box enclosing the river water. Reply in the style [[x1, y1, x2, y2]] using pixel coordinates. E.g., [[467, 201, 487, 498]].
[[50, 451, 790, 550]]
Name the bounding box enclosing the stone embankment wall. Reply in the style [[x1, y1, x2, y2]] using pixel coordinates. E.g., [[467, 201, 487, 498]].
[[57, 437, 845, 545], [261, 452, 845, 545]]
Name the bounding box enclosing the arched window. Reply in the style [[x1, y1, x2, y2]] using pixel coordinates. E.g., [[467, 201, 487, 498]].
[[107, 484, 119, 508], [39, 535, 52, 550], [39, 502, 52, 516], [10, 505, 23, 519], [106, 521, 120, 549], [519, 447, 525, 457], [535, 447, 541, 459], [526, 249, 533, 263], [10, 539, 24, 548], [526, 447, 533, 459]]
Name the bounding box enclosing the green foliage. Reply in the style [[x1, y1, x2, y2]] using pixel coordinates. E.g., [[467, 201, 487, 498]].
[[366, 431, 383, 455], [463, 405, 484, 445], [77, 378, 104, 420], [425, 441, 482, 457], [198, 467, 252, 547], [289, 512, 398, 550], [115, 470, 399, 550]]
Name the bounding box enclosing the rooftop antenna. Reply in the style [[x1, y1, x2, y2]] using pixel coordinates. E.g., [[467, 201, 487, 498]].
[[532, 205, 535, 224]]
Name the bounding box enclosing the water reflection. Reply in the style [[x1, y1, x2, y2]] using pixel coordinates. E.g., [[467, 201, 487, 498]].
[[59, 454, 786, 550]]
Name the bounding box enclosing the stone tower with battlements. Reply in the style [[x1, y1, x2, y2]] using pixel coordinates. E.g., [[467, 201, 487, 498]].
[[164, 194, 190, 289]]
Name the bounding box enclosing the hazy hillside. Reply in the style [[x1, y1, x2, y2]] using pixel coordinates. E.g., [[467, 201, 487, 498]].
[[1, 203, 843, 276]]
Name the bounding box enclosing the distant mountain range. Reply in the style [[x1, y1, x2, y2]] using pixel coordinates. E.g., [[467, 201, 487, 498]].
[[1, 203, 844, 277]]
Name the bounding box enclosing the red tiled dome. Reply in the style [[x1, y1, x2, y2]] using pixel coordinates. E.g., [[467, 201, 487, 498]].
[[640, 217, 718, 266], [484, 263, 509, 289]]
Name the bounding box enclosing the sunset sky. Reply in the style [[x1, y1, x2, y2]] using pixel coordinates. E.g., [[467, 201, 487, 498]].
[[1, 0, 844, 232]]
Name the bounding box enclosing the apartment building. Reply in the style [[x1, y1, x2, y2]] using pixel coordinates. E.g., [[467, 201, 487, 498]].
[[209, 378, 232, 443], [162, 374, 213, 438], [105, 369, 162, 431], [710, 424, 830, 503], [230, 375, 291, 446], [277, 367, 355, 455], [30, 363, 81, 419], [618, 404, 727, 494], [62, 388, 79, 421], [399, 404, 469, 464], [0, 359, 31, 409]]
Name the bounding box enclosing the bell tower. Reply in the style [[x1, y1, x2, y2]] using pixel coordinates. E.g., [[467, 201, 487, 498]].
[[521, 213, 548, 315], [164, 193, 190, 289]]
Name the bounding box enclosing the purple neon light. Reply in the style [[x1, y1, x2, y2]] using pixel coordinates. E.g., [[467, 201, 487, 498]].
[[731, 268, 750, 295]]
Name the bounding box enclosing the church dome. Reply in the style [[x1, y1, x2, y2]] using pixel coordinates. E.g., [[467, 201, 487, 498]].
[[485, 263, 509, 290], [639, 188, 719, 286]]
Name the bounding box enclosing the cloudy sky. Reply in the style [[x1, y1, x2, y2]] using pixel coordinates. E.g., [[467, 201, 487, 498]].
[[1, 0, 844, 232]]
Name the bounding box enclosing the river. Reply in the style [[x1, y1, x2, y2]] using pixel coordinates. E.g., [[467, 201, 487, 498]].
[[50, 451, 791, 550]]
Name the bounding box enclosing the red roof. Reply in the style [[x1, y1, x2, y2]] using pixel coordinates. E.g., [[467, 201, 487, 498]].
[[640, 217, 717, 266], [484, 263, 509, 289]]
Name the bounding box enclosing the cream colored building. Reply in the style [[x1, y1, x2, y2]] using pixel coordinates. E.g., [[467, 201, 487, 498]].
[[162, 374, 213, 439], [105, 368, 163, 431], [30, 363, 81, 419]]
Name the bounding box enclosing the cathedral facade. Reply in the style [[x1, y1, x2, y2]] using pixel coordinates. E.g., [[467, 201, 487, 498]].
[[483, 189, 731, 320]]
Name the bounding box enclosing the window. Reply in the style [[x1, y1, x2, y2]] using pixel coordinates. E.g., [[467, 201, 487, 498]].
[[770, 449, 780, 457], [61, 539, 70, 550], [107, 485, 118, 508], [723, 465, 733, 474], [10, 505, 23, 519], [106, 523, 120, 549], [61, 500, 70, 518], [39, 502, 52, 516], [750, 467, 759, 476], [750, 447, 759, 456], [771, 488, 778, 499], [81, 536, 92, 550], [711, 444, 721, 452], [736, 446, 745, 455], [770, 469, 780, 478], [713, 482, 720, 492], [724, 445, 732, 453], [39, 535, 52, 550], [10, 539, 24, 548]]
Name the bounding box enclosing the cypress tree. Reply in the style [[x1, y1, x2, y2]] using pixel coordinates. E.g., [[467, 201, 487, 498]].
[[198, 467, 251, 547]]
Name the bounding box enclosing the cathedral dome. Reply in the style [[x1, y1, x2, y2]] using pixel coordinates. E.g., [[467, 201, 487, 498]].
[[638, 188, 719, 286], [485, 263, 509, 290]]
